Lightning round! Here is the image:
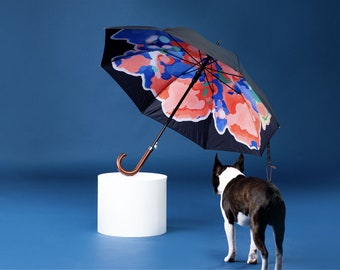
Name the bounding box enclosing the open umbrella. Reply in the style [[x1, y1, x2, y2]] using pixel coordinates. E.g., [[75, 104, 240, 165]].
[[101, 26, 279, 176]]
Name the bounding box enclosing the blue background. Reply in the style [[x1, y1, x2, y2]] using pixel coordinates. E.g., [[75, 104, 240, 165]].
[[1, 0, 339, 269]]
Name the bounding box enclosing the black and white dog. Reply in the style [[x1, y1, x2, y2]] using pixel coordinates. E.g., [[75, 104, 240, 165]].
[[212, 153, 286, 270]]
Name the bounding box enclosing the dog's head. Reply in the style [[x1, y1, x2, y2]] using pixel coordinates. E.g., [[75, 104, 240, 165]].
[[212, 153, 245, 194]]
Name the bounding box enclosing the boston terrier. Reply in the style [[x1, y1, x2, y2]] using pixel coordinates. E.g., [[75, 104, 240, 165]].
[[212, 153, 286, 270]]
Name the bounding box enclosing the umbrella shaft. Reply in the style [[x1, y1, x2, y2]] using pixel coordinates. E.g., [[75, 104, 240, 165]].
[[116, 56, 212, 176]]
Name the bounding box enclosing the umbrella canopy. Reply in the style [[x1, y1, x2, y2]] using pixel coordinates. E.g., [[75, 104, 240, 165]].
[[101, 26, 279, 175]]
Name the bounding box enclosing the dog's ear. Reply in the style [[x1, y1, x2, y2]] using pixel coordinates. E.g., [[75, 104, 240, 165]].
[[234, 153, 244, 172], [213, 154, 224, 176], [212, 154, 223, 193], [214, 153, 222, 167]]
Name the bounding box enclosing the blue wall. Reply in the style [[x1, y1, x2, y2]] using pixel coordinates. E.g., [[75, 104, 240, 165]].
[[1, 0, 339, 181]]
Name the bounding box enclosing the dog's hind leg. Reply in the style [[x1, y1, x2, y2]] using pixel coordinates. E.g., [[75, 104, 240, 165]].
[[247, 228, 258, 264], [224, 221, 236, 262], [270, 196, 285, 270], [251, 218, 268, 270], [272, 212, 285, 270]]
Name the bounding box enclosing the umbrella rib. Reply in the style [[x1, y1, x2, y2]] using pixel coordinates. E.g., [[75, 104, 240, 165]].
[[161, 49, 201, 67], [202, 60, 241, 93], [205, 70, 236, 92], [202, 62, 259, 131], [164, 33, 223, 76], [150, 38, 214, 94], [205, 58, 243, 78], [159, 48, 205, 78], [202, 68, 217, 95], [166, 34, 203, 66]]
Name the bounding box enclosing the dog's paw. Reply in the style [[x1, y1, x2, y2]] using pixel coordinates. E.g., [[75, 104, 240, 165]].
[[224, 252, 236, 262], [247, 251, 258, 264]]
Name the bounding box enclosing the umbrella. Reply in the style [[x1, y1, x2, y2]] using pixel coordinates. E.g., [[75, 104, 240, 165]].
[[101, 26, 279, 176]]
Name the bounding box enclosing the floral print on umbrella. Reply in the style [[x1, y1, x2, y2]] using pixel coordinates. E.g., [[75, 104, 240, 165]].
[[110, 29, 271, 150]]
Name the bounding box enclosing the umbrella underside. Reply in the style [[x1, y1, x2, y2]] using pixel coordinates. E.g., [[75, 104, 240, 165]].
[[102, 27, 279, 155]]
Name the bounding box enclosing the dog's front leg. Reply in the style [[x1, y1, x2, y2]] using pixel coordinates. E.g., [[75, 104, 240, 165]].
[[247, 229, 258, 264], [224, 221, 236, 262]]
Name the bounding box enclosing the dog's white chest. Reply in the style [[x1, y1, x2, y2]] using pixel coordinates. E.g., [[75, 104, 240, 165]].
[[236, 212, 250, 226], [218, 167, 250, 226]]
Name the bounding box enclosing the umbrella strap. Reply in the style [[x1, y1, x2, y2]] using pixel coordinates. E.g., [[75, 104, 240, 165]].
[[266, 142, 276, 182]]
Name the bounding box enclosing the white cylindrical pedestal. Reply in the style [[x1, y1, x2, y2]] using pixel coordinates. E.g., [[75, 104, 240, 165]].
[[97, 172, 167, 237]]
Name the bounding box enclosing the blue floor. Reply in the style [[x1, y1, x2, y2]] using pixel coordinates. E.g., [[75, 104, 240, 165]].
[[0, 167, 339, 269]]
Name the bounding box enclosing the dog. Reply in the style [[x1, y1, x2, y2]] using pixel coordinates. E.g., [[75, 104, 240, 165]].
[[212, 153, 286, 270]]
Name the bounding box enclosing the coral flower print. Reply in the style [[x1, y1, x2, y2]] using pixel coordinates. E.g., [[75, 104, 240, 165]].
[[103, 27, 278, 154]]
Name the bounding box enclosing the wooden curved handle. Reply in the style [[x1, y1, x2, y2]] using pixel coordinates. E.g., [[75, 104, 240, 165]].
[[116, 147, 154, 176]]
